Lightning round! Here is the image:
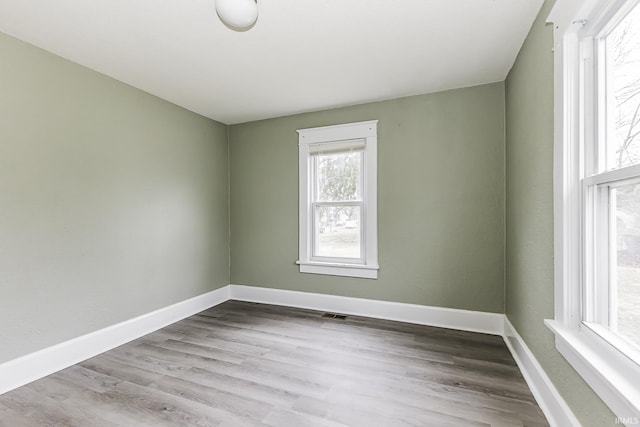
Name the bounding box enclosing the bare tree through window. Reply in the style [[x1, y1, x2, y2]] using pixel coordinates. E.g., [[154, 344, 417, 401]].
[[611, 5, 640, 168], [609, 3, 640, 349]]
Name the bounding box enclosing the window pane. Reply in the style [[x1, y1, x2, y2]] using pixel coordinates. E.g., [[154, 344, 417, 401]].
[[316, 152, 362, 202], [315, 205, 361, 259], [612, 182, 640, 348], [606, 3, 640, 169]]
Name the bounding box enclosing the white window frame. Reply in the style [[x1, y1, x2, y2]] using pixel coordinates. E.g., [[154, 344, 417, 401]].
[[297, 120, 379, 279], [547, 0, 640, 419]]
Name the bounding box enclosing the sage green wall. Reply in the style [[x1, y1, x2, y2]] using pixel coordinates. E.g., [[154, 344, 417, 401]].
[[0, 32, 229, 364], [505, 2, 616, 425], [230, 83, 505, 313]]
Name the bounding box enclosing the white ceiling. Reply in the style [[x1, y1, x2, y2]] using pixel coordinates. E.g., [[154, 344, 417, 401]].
[[0, 0, 543, 124]]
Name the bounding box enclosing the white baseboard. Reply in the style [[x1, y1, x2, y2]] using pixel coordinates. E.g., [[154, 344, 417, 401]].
[[0, 281, 581, 427], [0, 286, 230, 396], [503, 318, 580, 427], [229, 284, 505, 335], [230, 285, 580, 426]]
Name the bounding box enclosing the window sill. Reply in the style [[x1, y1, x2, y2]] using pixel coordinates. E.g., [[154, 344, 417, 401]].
[[296, 260, 379, 279], [544, 319, 640, 418]]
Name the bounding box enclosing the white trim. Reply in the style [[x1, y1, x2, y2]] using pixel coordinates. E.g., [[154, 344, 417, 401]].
[[551, 18, 582, 329], [296, 261, 379, 279], [297, 120, 378, 143], [298, 120, 379, 279], [548, 0, 640, 420], [503, 319, 581, 427], [546, 320, 640, 418], [0, 281, 585, 427], [229, 284, 504, 335], [547, 0, 601, 33], [583, 164, 640, 186], [1, 285, 505, 396], [0, 286, 230, 396]]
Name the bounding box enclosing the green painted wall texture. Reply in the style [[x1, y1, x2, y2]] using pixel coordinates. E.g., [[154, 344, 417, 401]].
[[1, 6, 620, 422], [0, 32, 229, 364], [230, 83, 506, 313], [505, 1, 617, 424]]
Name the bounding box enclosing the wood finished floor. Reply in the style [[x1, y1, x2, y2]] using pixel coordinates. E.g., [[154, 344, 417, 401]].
[[0, 301, 549, 427]]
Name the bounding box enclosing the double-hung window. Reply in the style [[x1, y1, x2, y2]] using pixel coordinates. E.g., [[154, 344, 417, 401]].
[[548, 0, 640, 418], [297, 120, 378, 279], [583, 0, 640, 360]]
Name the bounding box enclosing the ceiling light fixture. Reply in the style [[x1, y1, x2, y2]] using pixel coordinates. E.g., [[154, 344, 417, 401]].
[[215, 0, 258, 30]]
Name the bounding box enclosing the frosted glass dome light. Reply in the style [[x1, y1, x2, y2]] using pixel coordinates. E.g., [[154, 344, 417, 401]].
[[216, 0, 258, 30]]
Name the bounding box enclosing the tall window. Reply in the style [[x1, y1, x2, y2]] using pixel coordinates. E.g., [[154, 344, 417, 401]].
[[583, 0, 640, 359], [297, 121, 378, 279], [312, 143, 364, 261], [549, 0, 640, 417]]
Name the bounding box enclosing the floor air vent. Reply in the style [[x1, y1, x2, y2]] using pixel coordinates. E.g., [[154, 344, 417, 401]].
[[322, 313, 347, 320]]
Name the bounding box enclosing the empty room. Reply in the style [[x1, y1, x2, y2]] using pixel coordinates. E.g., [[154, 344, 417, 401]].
[[1, 0, 639, 425]]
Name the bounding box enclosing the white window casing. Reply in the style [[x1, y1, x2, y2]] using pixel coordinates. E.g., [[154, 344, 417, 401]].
[[297, 120, 379, 279], [547, 0, 640, 419]]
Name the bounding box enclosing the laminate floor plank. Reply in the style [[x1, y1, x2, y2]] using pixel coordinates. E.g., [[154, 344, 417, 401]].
[[179, 367, 300, 408], [262, 408, 349, 427], [0, 381, 116, 427], [78, 356, 166, 388], [381, 372, 546, 420], [0, 301, 549, 426], [0, 401, 48, 427], [109, 341, 333, 400], [149, 339, 249, 364]]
